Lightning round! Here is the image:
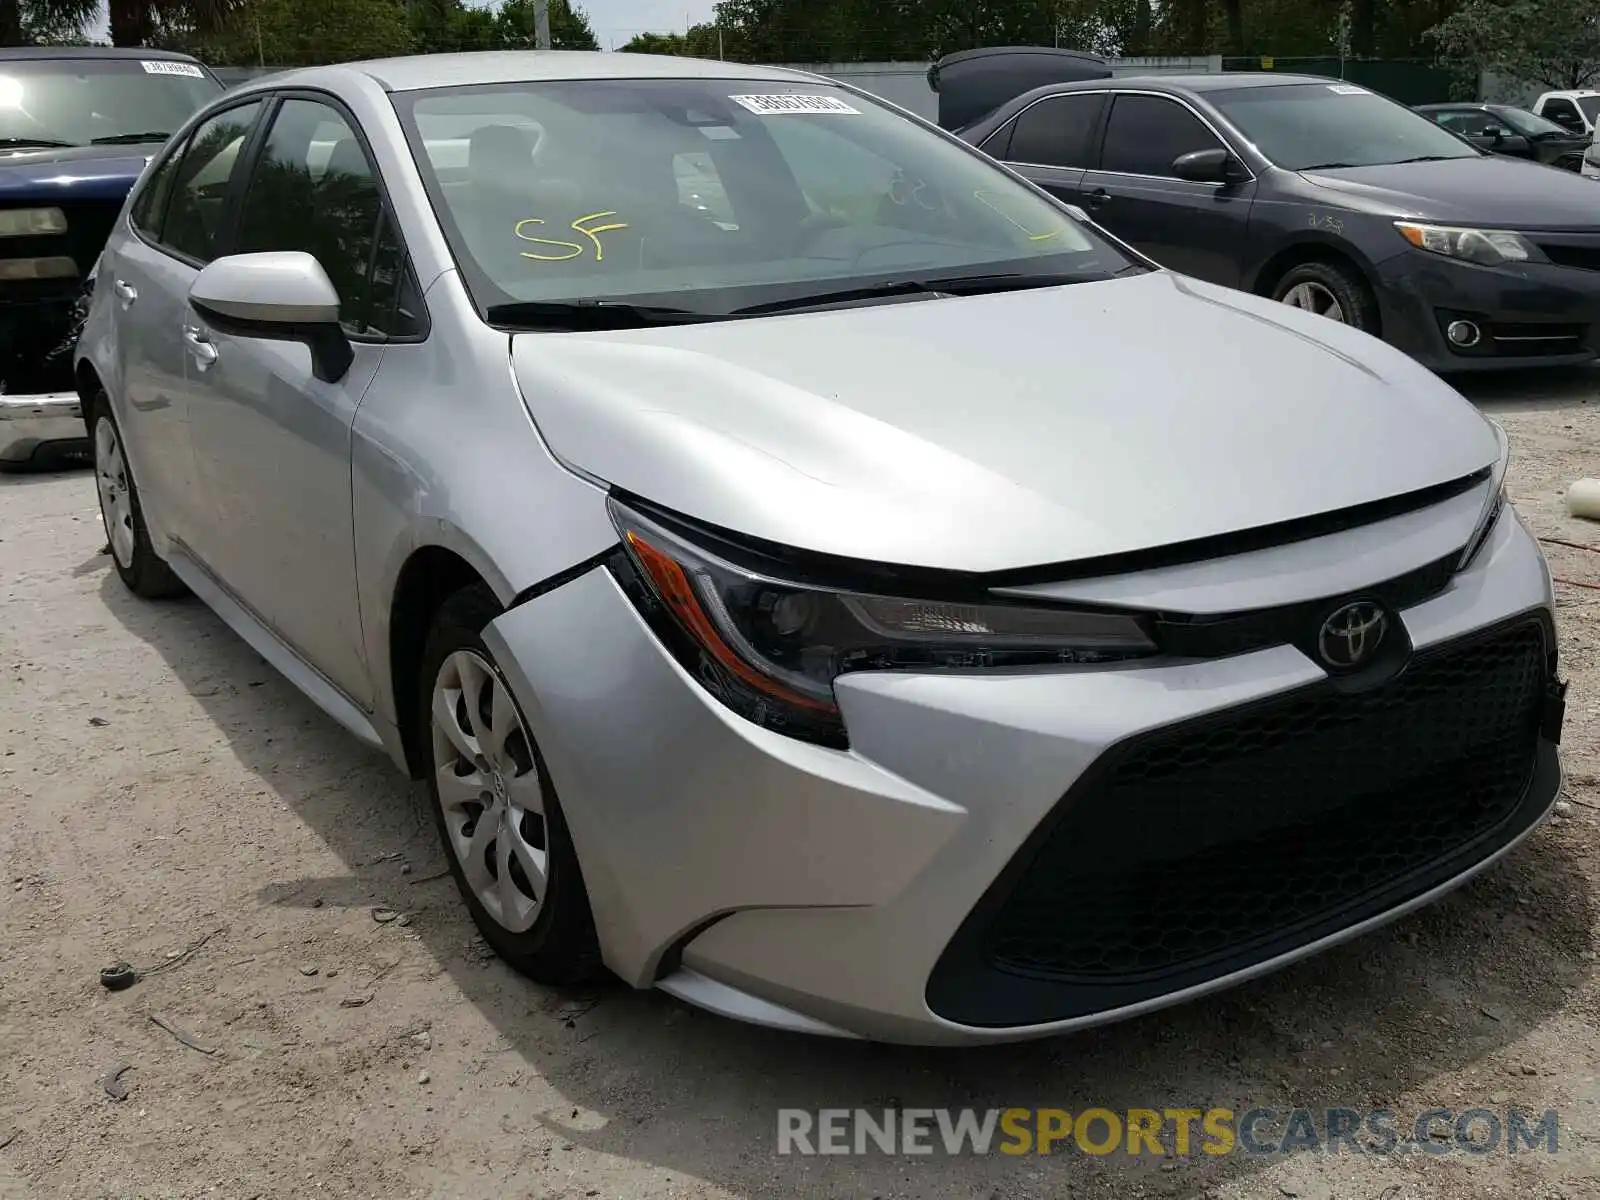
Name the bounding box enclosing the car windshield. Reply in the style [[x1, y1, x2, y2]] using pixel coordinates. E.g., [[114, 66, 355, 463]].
[[391, 77, 1139, 323], [1209, 82, 1480, 171], [1488, 105, 1571, 137], [0, 56, 220, 149]]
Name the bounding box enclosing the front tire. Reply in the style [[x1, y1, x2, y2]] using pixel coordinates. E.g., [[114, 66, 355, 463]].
[[1272, 260, 1380, 334], [418, 585, 601, 985], [90, 391, 185, 599]]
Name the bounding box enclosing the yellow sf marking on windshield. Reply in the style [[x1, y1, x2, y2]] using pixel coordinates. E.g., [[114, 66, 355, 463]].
[[572, 211, 628, 261], [973, 189, 1061, 243], [515, 211, 630, 262]]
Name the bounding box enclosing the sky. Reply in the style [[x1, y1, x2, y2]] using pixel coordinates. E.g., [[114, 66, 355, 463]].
[[88, 0, 721, 53]]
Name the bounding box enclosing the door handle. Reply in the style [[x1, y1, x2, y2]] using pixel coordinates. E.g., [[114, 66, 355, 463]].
[[112, 279, 137, 306], [1083, 188, 1111, 209], [182, 325, 218, 368]]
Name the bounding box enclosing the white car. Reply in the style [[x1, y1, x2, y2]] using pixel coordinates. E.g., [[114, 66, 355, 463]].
[[77, 52, 1569, 1044]]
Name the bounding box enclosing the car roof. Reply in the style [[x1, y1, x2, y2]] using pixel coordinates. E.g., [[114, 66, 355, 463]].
[[1539, 89, 1600, 98], [1025, 71, 1356, 97], [0, 45, 201, 62], [253, 50, 820, 94]]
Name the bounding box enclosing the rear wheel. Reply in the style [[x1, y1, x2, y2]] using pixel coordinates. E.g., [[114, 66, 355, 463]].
[[419, 585, 601, 984], [91, 392, 185, 599], [1272, 261, 1380, 335]]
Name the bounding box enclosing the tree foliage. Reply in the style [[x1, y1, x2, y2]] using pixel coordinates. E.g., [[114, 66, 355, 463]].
[[497, 0, 599, 50], [197, 0, 410, 65], [1428, 0, 1600, 89], [612, 0, 1468, 64]]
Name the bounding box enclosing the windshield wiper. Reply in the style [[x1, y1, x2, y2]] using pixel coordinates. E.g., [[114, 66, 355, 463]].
[[1298, 161, 1360, 170], [1390, 154, 1470, 163], [90, 131, 172, 145], [484, 299, 715, 330], [729, 270, 1112, 317], [0, 137, 77, 150]]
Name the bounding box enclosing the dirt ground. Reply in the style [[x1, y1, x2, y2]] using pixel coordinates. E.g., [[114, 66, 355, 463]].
[[3, 370, 1600, 1200]]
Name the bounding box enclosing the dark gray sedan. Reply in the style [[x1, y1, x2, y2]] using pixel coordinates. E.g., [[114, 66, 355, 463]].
[[959, 73, 1600, 372]]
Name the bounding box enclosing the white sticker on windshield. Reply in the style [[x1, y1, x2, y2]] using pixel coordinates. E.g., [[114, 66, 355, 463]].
[[699, 125, 741, 140], [728, 94, 861, 116], [141, 60, 205, 77], [1327, 84, 1367, 95]]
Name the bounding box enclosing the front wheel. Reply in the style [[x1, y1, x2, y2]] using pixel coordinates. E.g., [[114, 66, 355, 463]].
[[90, 392, 186, 599], [418, 585, 601, 985], [1272, 261, 1380, 334]]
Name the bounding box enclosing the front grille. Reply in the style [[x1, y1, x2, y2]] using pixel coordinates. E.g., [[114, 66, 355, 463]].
[[927, 617, 1554, 1027], [0, 201, 112, 394], [1539, 242, 1600, 272], [0, 280, 86, 394]]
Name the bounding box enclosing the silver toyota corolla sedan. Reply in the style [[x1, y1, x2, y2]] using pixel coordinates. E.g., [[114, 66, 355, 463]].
[[75, 52, 1566, 1045]]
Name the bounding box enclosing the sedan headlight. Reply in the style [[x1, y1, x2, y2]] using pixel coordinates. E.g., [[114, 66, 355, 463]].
[[1459, 418, 1510, 572], [0, 206, 67, 237], [607, 499, 1157, 747], [1395, 221, 1535, 267]]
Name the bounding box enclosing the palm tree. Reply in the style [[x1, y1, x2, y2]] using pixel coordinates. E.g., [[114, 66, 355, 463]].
[[0, 0, 100, 45], [108, 0, 238, 47]]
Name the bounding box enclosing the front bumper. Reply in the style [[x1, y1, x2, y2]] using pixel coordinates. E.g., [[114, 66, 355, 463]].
[[0, 389, 85, 465], [1376, 247, 1600, 371], [484, 503, 1561, 1045]]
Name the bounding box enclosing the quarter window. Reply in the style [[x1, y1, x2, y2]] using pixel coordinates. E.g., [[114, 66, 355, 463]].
[[159, 101, 263, 263], [1433, 109, 1490, 136], [1099, 94, 1225, 178], [234, 97, 419, 338], [1006, 93, 1105, 169]]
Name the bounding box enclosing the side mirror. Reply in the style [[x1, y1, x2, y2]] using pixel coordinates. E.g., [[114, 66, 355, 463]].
[[189, 251, 352, 384], [1172, 147, 1248, 184], [1483, 125, 1508, 141]]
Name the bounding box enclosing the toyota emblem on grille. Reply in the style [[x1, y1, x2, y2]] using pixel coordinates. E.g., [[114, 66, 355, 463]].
[[1317, 601, 1388, 670]]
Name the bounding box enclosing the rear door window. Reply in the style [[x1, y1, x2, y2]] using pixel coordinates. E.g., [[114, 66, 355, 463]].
[[1433, 109, 1490, 136], [1005, 93, 1106, 168]]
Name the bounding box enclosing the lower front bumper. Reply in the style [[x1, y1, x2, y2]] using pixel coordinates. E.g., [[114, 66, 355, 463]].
[[485, 505, 1561, 1045], [0, 390, 86, 465], [1376, 249, 1600, 372]]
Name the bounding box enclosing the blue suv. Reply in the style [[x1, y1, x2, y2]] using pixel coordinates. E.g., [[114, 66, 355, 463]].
[[0, 46, 221, 468]]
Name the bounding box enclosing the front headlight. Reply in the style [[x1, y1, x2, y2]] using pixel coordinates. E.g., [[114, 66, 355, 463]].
[[1395, 221, 1535, 267], [0, 206, 67, 237], [607, 499, 1157, 747], [1459, 419, 1510, 572]]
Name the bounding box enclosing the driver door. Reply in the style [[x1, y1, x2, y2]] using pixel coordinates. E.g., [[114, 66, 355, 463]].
[[183, 95, 420, 709]]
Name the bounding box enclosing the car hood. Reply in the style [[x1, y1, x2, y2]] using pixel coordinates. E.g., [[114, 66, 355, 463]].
[[1301, 155, 1600, 228], [0, 141, 157, 203], [510, 270, 1499, 574]]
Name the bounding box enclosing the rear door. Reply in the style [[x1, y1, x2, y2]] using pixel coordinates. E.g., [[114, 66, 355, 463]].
[[1077, 92, 1255, 285], [988, 91, 1107, 203], [106, 99, 264, 545]]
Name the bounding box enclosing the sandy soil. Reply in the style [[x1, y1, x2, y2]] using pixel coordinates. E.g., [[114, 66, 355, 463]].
[[3, 369, 1600, 1200]]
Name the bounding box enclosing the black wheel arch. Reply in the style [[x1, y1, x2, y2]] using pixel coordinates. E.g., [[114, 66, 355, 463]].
[[1247, 236, 1386, 335]]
